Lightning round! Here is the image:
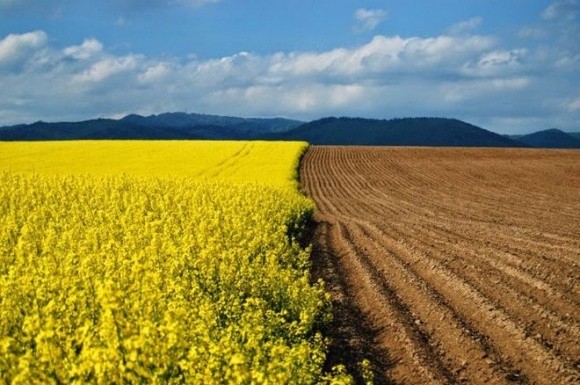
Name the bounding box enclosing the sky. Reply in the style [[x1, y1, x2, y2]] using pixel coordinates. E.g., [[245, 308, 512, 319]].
[[0, 0, 578, 134]]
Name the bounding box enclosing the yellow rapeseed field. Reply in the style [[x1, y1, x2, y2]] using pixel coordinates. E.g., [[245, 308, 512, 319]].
[[0, 141, 304, 187], [0, 141, 352, 384]]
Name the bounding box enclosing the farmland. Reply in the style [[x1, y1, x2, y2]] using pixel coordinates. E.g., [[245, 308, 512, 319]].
[[0, 141, 354, 384], [301, 147, 580, 385], [2, 141, 579, 384], [0, 141, 304, 187]]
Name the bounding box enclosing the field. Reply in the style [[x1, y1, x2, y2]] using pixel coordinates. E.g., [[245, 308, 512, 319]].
[[3, 141, 579, 384], [0, 141, 304, 187], [301, 147, 580, 385], [0, 141, 354, 384]]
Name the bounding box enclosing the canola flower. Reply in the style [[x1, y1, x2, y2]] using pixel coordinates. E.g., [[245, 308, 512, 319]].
[[0, 141, 353, 384], [0, 141, 305, 188]]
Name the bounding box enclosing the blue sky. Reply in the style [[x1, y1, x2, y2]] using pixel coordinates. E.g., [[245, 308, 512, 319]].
[[1, 0, 578, 133]]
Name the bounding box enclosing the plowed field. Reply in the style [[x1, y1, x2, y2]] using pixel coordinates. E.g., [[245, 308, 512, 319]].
[[301, 147, 580, 385]]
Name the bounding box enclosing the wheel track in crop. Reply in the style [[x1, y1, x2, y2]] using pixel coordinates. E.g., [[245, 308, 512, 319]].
[[302, 146, 580, 385]]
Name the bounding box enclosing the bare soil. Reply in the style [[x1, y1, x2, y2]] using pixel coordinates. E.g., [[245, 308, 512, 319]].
[[301, 147, 580, 385]]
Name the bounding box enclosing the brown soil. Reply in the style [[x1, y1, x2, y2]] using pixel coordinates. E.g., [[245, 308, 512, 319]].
[[301, 147, 580, 385]]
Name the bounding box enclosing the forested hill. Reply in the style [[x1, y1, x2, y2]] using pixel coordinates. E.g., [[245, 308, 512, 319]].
[[509, 129, 580, 149], [1, 114, 576, 148], [279, 117, 524, 147], [0, 113, 303, 141]]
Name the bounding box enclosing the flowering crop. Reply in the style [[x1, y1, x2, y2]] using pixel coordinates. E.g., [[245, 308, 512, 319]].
[[0, 141, 305, 188], [0, 141, 352, 384]]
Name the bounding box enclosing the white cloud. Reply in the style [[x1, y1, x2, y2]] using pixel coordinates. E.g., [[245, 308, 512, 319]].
[[0, 29, 578, 134], [354, 8, 388, 32], [447, 17, 483, 35], [265, 35, 495, 82], [71, 55, 140, 84], [138, 62, 173, 83], [462, 49, 528, 77], [478, 49, 526, 68], [0, 30, 47, 68], [542, 0, 579, 20], [443, 77, 531, 102], [555, 53, 580, 69], [63, 38, 103, 60], [212, 83, 368, 114]]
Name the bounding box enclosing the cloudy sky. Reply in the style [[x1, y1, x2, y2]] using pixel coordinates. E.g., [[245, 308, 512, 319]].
[[0, 0, 578, 134]]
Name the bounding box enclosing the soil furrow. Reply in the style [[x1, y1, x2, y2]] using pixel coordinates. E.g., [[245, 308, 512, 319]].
[[302, 146, 580, 385], [330, 222, 453, 384], [373, 218, 580, 317], [356, 220, 573, 383], [346, 222, 518, 384]]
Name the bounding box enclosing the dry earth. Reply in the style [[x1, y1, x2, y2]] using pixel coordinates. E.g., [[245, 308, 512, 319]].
[[301, 147, 580, 385]]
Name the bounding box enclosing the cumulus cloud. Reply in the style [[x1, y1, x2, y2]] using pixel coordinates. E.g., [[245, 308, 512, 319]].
[[0, 30, 47, 70], [0, 29, 578, 133], [354, 8, 388, 32], [138, 62, 174, 83], [447, 17, 483, 35], [264, 35, 495, 83], [542, 0, 579, 20], [462, 49, 528, 77], [71, 56, 140, 84], [63, 38, 103, 60]]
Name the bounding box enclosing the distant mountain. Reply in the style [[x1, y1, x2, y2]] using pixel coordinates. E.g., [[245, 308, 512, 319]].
[[0, 119, 217, 140], [1, 113, 576, 149], [513, 129, 580, 149], [278, 117, 525, 147], [0, 113, 303, 141], [121, 112, 302, 133], [0, 119, 174, 141], [565, 132, 580, 141]]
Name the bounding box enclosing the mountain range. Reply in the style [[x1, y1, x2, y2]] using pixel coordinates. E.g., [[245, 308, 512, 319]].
[[279, 117, 524, 147], [507, 129, 580, 149], [1, 112, 579, 148]]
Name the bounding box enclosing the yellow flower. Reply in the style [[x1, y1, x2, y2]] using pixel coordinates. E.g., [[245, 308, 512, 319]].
[[0, 141, 349, 384]]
